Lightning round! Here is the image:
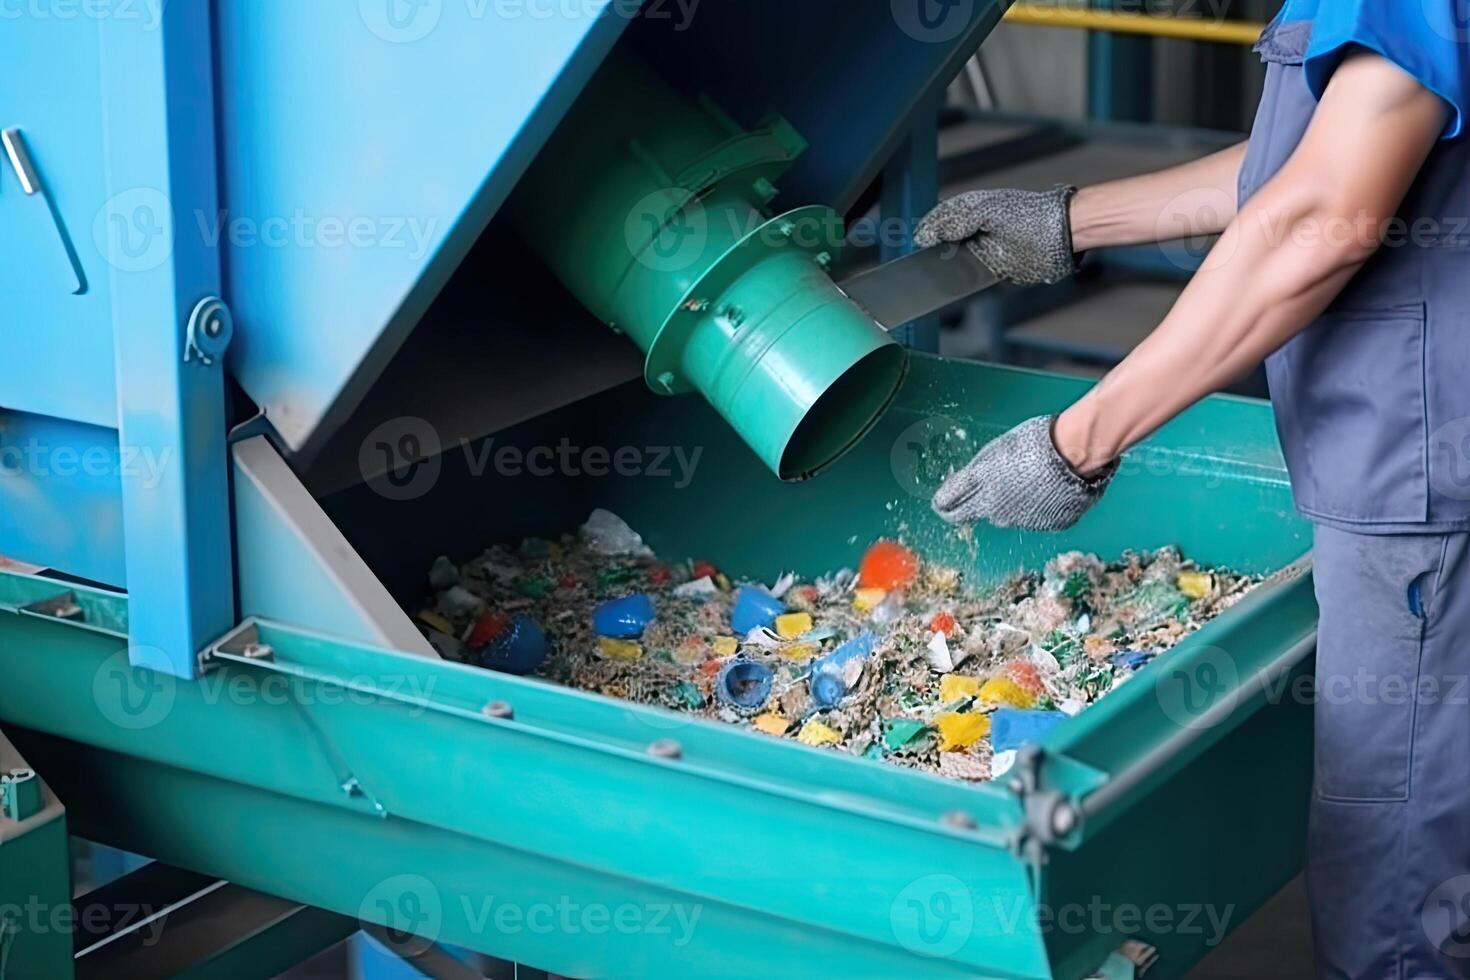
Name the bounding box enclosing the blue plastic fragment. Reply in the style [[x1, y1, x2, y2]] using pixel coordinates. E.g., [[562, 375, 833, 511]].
[[730, 586, 785, 635], [476, 614, 550, 676], [990, 709, 1069, 752], [1110, 649, 1156, 671], [593, 593, 656, 638], [810, 630, 876, 708], [715, 658, 773, 710]]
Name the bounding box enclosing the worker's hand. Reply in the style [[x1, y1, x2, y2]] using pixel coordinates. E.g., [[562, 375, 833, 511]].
[[914, 186, 1079, 285], [932, 416, 1117, 530]]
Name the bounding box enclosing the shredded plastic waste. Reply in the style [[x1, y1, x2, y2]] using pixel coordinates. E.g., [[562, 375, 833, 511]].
[[419, 512, 1260, 782]]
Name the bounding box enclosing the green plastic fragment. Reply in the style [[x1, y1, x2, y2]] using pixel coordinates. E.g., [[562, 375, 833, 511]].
[[1061, 569, 1092, 600], [515, 577, 552, 599], [674, 681, 703, 708], [883, 718, 928, 752]]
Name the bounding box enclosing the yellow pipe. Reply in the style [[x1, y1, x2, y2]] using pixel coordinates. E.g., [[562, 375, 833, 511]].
[[1002, 3, 1265, 46]]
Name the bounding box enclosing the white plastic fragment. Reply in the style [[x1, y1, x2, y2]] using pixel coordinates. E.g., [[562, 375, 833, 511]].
[[742, 627, 784, 649], [427, 555, 459, 590], [673, 576, 719, 599], [991, 749, 1018, 779], [1057, 698, 1087, 716], [815, 569, 856, 598], [768, 572, 797, 600], [925, 631, 954, 672], [437, 585, 484, 619], [579, 508, 654, 557]]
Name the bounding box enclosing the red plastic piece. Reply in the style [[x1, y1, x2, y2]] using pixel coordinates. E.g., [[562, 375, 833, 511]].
[[858, 540, 919, 591], [1005, 660, 1046, 697], [692, 560, 719, 579], [468, 611, 511, 648], [929, 611, 957, 636], [649, 565, 671, 585], [558, 573, 579, 589]]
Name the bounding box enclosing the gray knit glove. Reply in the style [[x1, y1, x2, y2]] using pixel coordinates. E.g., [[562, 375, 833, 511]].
[[913, 185, 1079, 285], [932, 416, 1118, 530]]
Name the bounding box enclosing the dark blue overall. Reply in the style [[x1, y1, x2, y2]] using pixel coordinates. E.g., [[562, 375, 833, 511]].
[[1241, 15, 1470, 979]]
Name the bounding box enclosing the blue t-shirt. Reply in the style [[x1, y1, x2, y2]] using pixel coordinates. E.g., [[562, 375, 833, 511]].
[[1277, 0, 1470, 138]]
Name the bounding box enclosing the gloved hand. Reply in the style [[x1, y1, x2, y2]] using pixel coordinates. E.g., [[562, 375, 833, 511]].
[[914, 185, 1079, 285], [932, 416, 1117, 530]]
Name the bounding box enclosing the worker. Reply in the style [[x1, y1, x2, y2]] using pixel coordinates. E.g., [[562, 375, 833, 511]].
[[918, 3, 1470, 977]]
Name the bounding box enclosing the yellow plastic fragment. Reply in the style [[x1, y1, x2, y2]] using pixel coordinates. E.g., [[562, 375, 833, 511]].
[[417, 610, 452, 634], [936, 712, 991, 751], [597, 637, 643, 661], [711, 636, 739, 657], [780, 643, 817, 661], [1178, 571, 1214, 600], [752, 713, 790, 736], [939, 674, 983, 703], [775, 612, 813, 639], [853, 587, 888, 612], [797, 720, 842, 747], [978, 676, 1035, 710]]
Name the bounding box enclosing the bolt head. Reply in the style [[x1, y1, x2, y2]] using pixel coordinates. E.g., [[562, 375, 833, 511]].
[[241, 642, 274, 661], [482, 700, 514, 720], [940, 810, 978, 830], [647, 738, 682, 760], [1051, 802, 1079, 838]]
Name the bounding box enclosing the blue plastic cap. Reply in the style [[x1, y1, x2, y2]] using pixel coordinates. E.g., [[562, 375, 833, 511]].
[[715, 658, 774, 710], [808, 630, 875, 708], [989, 709, 1069, 753], [1110, 649, 1155, 671], [810, 671, 846, 708], [730, 586, 785, 635], [593, 593, 657, 639], [477, 614, 551, 676]]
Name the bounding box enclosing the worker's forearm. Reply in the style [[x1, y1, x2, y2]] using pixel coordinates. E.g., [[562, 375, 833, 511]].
[[1054, 190, 1369, 474], [1069, 142, 1248, 251]]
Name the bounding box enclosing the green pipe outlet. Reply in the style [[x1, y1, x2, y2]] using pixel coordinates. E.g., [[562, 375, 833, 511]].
[[511, 51, 907, 480]]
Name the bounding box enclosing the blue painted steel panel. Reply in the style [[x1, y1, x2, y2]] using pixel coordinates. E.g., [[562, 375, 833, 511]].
[[636, 0, 1008, 213], [97, 6, 235, 677], [0, 411, 126, 586], [215, 1, 635, 458], [0, 14, 119, 428]]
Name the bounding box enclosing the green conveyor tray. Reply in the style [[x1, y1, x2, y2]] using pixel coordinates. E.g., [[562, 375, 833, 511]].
[[0, 356, 1316, 979]]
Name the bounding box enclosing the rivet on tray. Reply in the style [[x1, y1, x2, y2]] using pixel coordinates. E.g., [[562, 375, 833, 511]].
[[647, 739, 682, 760], [940, 810, 978, 831], [482, 700, 514, 720], [241, 642, 275, 661]]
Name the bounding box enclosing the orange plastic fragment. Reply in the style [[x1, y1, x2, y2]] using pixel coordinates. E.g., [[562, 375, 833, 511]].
[[859, 539, 920, 591]]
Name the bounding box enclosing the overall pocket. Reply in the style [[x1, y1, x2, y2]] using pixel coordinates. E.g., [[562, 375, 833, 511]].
[[1311, 527, 1445, 802], [1267, 306, 1430, 525]]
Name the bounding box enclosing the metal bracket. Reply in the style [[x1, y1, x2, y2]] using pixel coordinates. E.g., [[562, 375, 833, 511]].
[[1007, 745, 1085, 872], [185, 296, 234, 366]]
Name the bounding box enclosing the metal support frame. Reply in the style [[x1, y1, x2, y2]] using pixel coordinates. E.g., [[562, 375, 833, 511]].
[[98, 4, 234, 679], [880, 100, 943, 353], [72, 861, 358, 979], [1088, 0, 1155, 123], [0, 728, 73, 980]]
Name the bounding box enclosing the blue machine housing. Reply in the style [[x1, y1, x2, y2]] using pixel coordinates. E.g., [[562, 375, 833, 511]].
[[0, 0, 997, 679]]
